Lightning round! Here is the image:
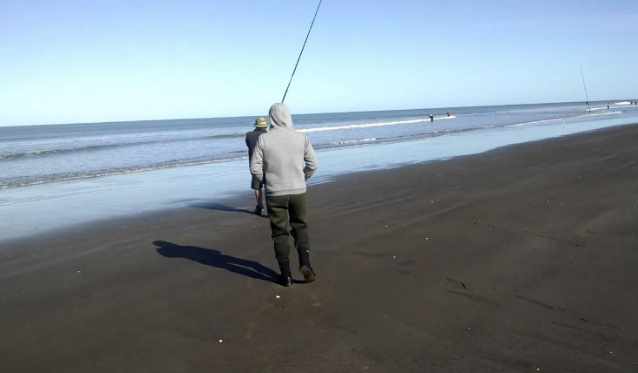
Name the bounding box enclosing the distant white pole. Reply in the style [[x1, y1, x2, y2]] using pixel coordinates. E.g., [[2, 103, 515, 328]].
[[580, 65, 591, 111]]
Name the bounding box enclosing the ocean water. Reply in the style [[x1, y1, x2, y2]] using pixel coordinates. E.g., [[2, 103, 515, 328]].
[[1, 101, 633, 190], [1, 101, 638, 242]]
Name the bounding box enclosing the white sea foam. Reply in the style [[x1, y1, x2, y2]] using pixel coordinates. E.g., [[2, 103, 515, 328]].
[[615, 101, 631, 106], [508, 118, 558, 128], [506, 109, 623, 129], [582, 111, 622, 118], [298, 116, 456, 133], [333, 138, 378, 145]]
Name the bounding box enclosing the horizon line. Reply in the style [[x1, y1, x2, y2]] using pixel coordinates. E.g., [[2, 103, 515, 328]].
[[1, 98, 632, 129]]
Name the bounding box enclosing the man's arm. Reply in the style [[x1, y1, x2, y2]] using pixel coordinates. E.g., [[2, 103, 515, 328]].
[[250, 136, 265, 182], [303, 136, 318, 180]]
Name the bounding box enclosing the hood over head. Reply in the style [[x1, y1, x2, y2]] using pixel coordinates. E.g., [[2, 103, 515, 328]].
[[269, 103, 293, 129]]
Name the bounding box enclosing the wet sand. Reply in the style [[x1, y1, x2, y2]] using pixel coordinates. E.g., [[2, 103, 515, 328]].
[[1, 124, 638, 372]]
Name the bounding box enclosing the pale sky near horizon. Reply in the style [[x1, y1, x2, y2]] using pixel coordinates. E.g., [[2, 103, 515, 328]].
[[1, 0, 637, 126]]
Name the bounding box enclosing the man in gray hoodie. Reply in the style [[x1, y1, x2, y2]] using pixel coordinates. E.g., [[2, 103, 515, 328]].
[[250, 103, 318, 287]]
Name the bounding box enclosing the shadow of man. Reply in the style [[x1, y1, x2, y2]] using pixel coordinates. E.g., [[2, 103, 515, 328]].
[[154, 240, 278, 284]]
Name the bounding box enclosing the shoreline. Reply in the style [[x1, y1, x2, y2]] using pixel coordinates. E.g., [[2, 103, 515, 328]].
[[1, 121, 636, 248], [1, 124, 638, 372], [2, 115, 638, 243]]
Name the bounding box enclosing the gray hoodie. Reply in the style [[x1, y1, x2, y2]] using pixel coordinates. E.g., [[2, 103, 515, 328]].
[[250, 103, 318, 196]]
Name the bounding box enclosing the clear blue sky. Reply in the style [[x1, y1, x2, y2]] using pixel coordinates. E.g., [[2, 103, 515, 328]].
[[1, 0, 637, 126]]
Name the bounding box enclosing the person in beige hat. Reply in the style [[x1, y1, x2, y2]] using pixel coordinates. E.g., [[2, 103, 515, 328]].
[[245, 117, 269, 216]]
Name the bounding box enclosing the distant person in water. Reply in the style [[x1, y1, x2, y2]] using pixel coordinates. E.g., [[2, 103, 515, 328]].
[[429, 114, 434, 122], [250, 103, 318, 287], [245, 117, 269, 216]]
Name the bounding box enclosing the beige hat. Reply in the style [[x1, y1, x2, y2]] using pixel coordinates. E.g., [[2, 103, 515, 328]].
[[255, 117, 268, 128]]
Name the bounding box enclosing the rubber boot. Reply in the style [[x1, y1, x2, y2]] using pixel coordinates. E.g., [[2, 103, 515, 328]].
[[300, 263, 316, 283], [279, 261, 293, 287]]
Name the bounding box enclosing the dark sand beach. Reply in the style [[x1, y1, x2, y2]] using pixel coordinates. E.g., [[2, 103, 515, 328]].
[[1, 124, 637, 372]]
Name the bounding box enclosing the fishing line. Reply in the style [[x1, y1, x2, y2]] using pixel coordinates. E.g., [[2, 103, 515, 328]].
[[281, 0, 323, 103], [580, 65, 590, 111]]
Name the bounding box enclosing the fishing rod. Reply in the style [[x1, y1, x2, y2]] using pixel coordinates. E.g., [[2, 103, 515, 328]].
[[580, 65, 591, 112], [281, 0, 323, 103]]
